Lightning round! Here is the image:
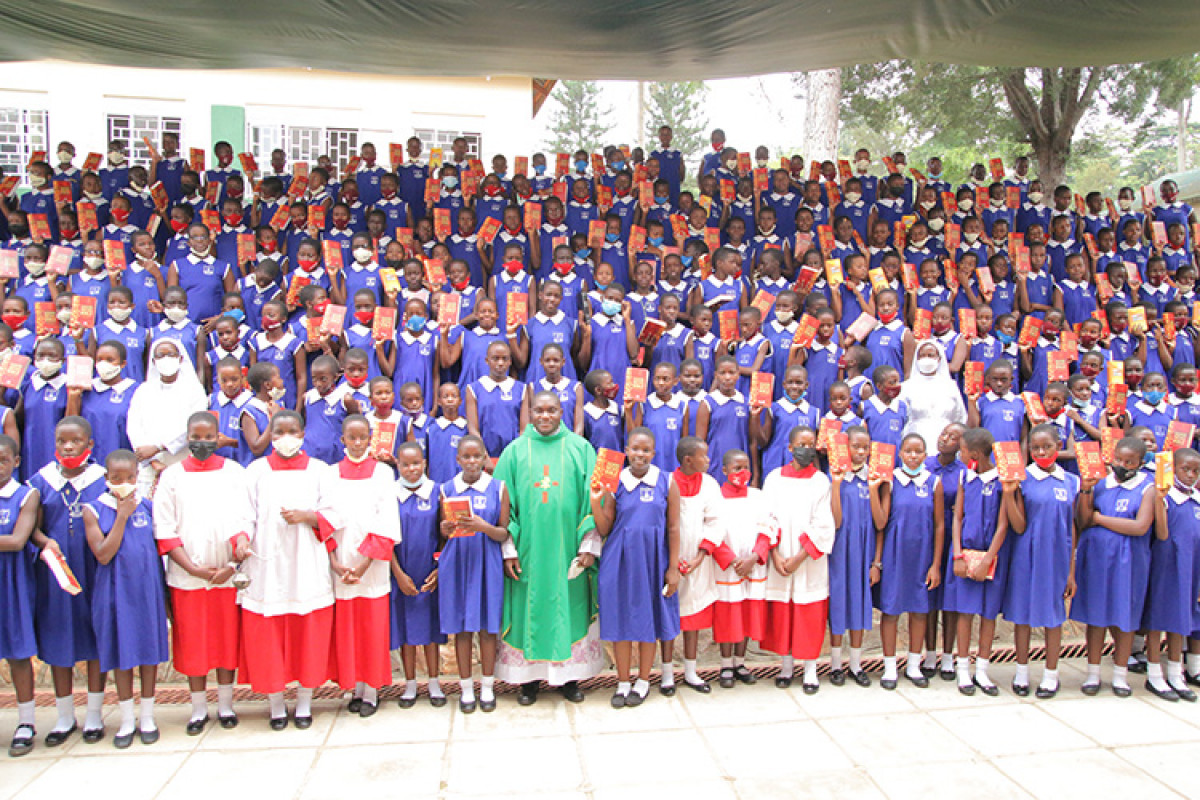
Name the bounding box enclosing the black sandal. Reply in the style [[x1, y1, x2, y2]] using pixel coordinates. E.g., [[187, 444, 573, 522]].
[[8, 724, 35, 757], [733, 666, 757, 685]]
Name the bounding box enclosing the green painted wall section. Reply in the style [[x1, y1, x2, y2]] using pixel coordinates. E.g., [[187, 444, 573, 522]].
[[210, 105, 245, 152]]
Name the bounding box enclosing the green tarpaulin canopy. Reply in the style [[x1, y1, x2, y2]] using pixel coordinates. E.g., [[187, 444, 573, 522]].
[[1, 0, 1198, 80]]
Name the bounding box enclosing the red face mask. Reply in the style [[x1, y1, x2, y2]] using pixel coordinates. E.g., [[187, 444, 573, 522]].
[[263, 317, 283, 330], [342, 193, 358, 204], [297, 257, 319, 271], [1079, 335, 1097, 349], [1080, 364, 1100, 378], [59, 225, 77, 239], [381, 188, 396, 199], [170, 219, 188, 234], [727, 469, 751, 487], [56, 447, 91, 470], [503, 260, 524, 276], [879, 310, 898, 324], [346, 373, 367, 388], [227, 188, 244, 199], [505, 223, 521, 235], [111, 208, 130, 224], [932, 322, 952, 336], [554, 261, 573, 276], [1032, 453, 1057, 470], [312, 299, 330, 316], [260, 240, 277, 254], [353, 310, 374, 325], [616, 186, 629, 197], [450, 276, 471, 291], [485, 185, 502, 197], [333, 219, 349, 230], [224, 213, 243, 227], [517, 187, 532, 198], [2, 314, 27, 329]]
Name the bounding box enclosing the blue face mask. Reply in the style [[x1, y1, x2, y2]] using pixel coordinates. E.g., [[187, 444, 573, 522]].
[[225, 308, 245, 324], [574, 160, 588, 173], [496, 171, 507, 180], [901, 462, 924, 477], [1143, 450, 1155, 466], [601, 299, 621, 317], [407, 315, 427, 332], [786, 389, 807, 402], [647, 236, 664, 247], [655, 196, 669, 205], [995, 331, 1015, 346], [612, 160, 626, 171], [1145, 389, 1166, 406], [605, 232, 619, 243], [442, 175, 458, 189], [533, 164, 546, 176], [594, 281, 609, 292], [681, 255, 694, 267], [575, 247, 591, 260]]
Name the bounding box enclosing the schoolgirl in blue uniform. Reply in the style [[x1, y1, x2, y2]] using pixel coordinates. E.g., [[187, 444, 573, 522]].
[[582, 290, 636, 399], [438, 435, 509, 713], [695, 357, 750, 480], [828, 426, 875, 686], [582, 369, 624, 453], [30, 416, 109, 745], [594, 428, 680, 706], [523, 287, 576, 385], [441, 298, 505, 389], [154, 286, 202, 367], [75, 342, 137, 466], [865, 291, 909, 374], [862, 368, 908, 449], [1129, 374, 1176, 449], [394, 314, 439, 414], [208, 358, 250, 460], [0, 434, 41, 756], [632, 363, 686, 474], [426, 385, 469, 484], [22, 337, 70, 480], [302, 356, 350, 464], [800, 309, 842, 416], [1071, 436, 1156, 696], [83, 450, 168, 746], [391, 442, 447, 708], [873, 433, 944, 689], [465, 342, 524, 459], [89, 290, 148, 382], [757, 365, 821, 475], [249, 299, 303, 410], [970, 361, 1024, 445], [687, 307, 719, 389]]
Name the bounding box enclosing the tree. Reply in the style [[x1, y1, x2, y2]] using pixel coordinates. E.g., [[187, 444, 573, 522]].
[[841, 59, 1200, 188], [543, 80, 614, 155], [643, 81, 708, 159]]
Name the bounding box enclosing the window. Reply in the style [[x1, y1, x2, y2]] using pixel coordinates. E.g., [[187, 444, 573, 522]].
[[0, 108, 49, 184], [326, 128, 359, 173], [247, 124, 360, 172], [106, 114, 183, 165], [414, 128, 482, 159]]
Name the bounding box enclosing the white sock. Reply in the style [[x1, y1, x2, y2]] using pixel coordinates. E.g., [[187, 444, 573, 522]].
[[803, 661, 818, 685], [295, 687, 313, 717], [428, 678, 445, 699], [830, 646, 843, 671], [139, 697, 156, 732], [732, 655, 745, 669], [940, 652, 955, 673], [117, 698, 135, 737], [1040, 668, 1059, 690], [721, 657, 734, 670], [1167, 660, 1188, 691], [922, 651, 937, 670], [660, 664, 675, 688], [882, 656, 898, 681], [633, 678, 650, 697], [402, 680, 418, 700], [217, 683, 234, 716], [190, 691, 208, 723], [353, 681, 365, 700], [975, 658, 994, 688], [684, 658, 700, 684], [1187, 652, 1200, 676], [1014, 663, 1030, 687], [85, 691, 104, 731], [779, 655, 795, 679], [906, 652, 924, 679], [849, 647, 863, 673], [362, 686, 377, 706], [53, 695, 76, 732], [1084, 664, 1101, 686], [956, 656, 972, 687], [1147, 662, 1171, 692], [1112, 665, 1129, 691], [17, 700, 35, 728], [480, 676, 495, 702], [269, 692, 286, 719], [617, 681, 631, 695], [460, 679, 475, 703]]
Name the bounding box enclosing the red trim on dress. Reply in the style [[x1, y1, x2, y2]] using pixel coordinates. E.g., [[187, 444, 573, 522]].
[[182, 455, 226, 472]]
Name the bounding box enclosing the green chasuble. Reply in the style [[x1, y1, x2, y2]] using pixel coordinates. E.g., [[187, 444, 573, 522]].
[[495, 421, 597, 662]]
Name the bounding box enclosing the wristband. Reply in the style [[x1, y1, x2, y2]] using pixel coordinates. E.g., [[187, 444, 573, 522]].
[[870, 562, 882, 570], [953, 553, 966, 561]]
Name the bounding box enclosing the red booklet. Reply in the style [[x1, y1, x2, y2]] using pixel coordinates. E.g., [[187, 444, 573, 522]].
[[53, 180, 73, 205], [34, 302, 57, 337], [321, 240, 343, 271], [913, 308, 932, 340], [592, 448, 625, 493], [0, 353, 29, 389], [476, 216, 502, 244], [102, 240, 126, 272], [372, 306, 396, 341], [1047, 350, 1070, 383], [964, 361, 984, 396], [69, 295, 97, 330], [1021, 391, 1048, 424], [994, 441, 1026, 481], [816, 418, 842, 451], [1166, 420, 1196, 452], [371, 421, 397, 459], [444, 496, 472, 522], [307, 204, 326, 230], [958, 308, 977, 337], [827, 432, 851, 474], [434, 208, 451, 241], [749, 372, 774, 408], [868, 442, 895, 482], [424, 258, 447, 287], [439, 293, 462, 327], [638, 318, 667, 346], [1107, 383, 1128, 417], [624, 367, 649, 403], [319, 304, 347, 336], [793, 314, 819, 348], [1076, 441, 1105, 482], [588, 219, 606, 249], [189, 148, 205, 172], [506, 293, 529, 329], [236, 232, 256, 266], [1018, 315, 1041, 348], [717, 309, 738, 342]]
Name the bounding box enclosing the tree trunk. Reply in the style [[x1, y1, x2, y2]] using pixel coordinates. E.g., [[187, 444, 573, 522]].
[[1032, 138, 1070, 190], [804, 68, 841, 163], [1178, 96, 1191, 173]]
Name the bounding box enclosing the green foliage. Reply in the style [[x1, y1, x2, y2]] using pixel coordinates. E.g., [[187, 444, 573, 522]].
[[542, 80, 614, 155], [643, 81, 709, 159]]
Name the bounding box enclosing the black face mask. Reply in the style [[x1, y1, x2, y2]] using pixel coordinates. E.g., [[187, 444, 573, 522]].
[[792, 446, 818, 467], [1111, 464, 1137, 483], [188, 440, 219, 461], [9, 224, 28, 238], [386, 259, 405, 270], [181, 183, 198, 196]]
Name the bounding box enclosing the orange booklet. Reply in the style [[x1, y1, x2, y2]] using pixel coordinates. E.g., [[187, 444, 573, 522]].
[[638, 317, 667, 346], [1076, 441, 1105, 482], [1101, 426, 1120, 463], [285, 276, 311, 311], [189, 147, 205, 172], [717, 309, 738, 342], [1018, 315, 1041, 348], [749, 372, 774, 408], [34, 302, 57, 337], [1004, 185, 1021, 210], [845, 312, 876, 343], [944, 222, 961, 253], [816, 225, 835, 254], [506, 292, 529, 329], [868, 442, 895, 482], [389, 143, 404, 167], [994, 441, 1026, 481], [1059, 329, 1078, 361], [371, 421, 398, 459], [1107, 383, 1128, 417], [69, 295, 97, 330], [476, 216, 501, 243], [204, 182, 220, 207], [587, 219, 606, 249], [424, 178, 440, 207], [200, 209, 221, 234], [1021, 391, 1048, 424], [66, 355, 93, 389], [794, 264, 821, 293], [989, 156, 1005, 180], [319, 304, 347, 336], [958, 307, 977, 337], [592, 448, 625, 493], [868, 267, 889, 294], [793, 314, 819, 348], [828, 432, 851, 474], [1047, 350, 1070, 383], [824, 258, 844, 288], [624, 367, 649, 403], [1128, 306, 1147, 336], [424, 257, 447, 287], [913, 308, 933, 340], [29, 214, 51, 243], [102, 240, 126, 272], [76, 202, 99, 234], [82, 152, 102, 171], [53, 180, 73, 205], [1157, 451, 1174, 492], [964, 361, 984, 396], [287, 174, 309, 200], [443, 496, 472, 522], [307, 204, 326, 230], [1166, 420, 1196, 452], [321, 240, 343, 271], [1107, 359, 1124, 390], [237, 232, 256, 266], [901, 261, 919, 291], [433, 208, 451, 241], [749, 289, 776, 319], [816, 418, 842, 451], [439, 292, 462, 327], [0, 352, 30, 389], [372, 306, 396, 341], [0, 176, 18, 197]]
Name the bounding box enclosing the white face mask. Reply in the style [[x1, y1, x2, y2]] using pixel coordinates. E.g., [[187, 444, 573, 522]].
[[107, 482, 136, 499], [30, 174, 46, 189], [155, 355, 181, 377], [917, 356, 938, 375], [723, 159, 737, 171], [919, 200, 935, 210], [990, 197, 1004, 207], [964, 231, 980, 243], [55, 308, 72, 324], [1118, 198, 1132, 211], [96, 360, 122, 381], [775, 310, 794, 325], [927, 217, 945, 232], [352, 247, 373, 264], [957, 199, 974, 212], [844, 191, 861, 204], [164, 307, 189, 324], [273, 434, 304, 458], [35, 358, 61, 378], [57, 150, 73, 165], [83, 255, 104, 270], [344, 447, 371, 463], [911, 237, 928, 249], [108, 151, 126, 166], [1029, 191, 1044, 204], [25, 260, 46, 277], [268, 385, 287, 402], [760, 225, 775, 236], [84, 191, 103, 202], [191, 245, 210, 258], [855, 159, 870, 172], [108, 306, 132, 322]]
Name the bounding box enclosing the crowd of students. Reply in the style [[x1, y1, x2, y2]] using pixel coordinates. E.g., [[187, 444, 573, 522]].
[[0, 125, 1199, 758]]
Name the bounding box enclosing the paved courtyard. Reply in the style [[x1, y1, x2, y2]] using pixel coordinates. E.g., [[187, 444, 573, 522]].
[[1, 656, 1198, 800]]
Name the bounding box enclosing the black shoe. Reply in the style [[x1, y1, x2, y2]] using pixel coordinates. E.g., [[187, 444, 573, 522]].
[[113, 732, 134, 750], [139, 727, 160, 745], [881, 677, 897, 691], [802, 681, 819, 695], [1173, 685, 1197, 703], [684, 679, 711, 694], [920, 665, 936, 678], [1112, 685, 1132, 698], [358, 702, 377, 718], [958, 682, 976, 696], [560, 681, 584, 703], [82, 726, 104, 744], [294, 715, 313, 729], [659, 684, 676, 696], [517, 682, 539, 706], [1081, 682, 1101, 696], [429, 695, 447, 708], [733, 666, 757, 685], [906, 672, 929, 689], [398, 696, 417, 709], [610, 691, 626, 709], [718, 668, 735, 689], [1012, 683, 1031, 697], [940, 667, 956, 682], [974, 678, 999, 697], [218, 713, 238, 729], [1186, 671, 1200, 688], [459, 699, 477, 714], [775, 676, 793, 689], [8, 724, 34, 757], [850, 670, 872, 688], [1128, 651, 1149, 674], [1035, 683, 1059, 699], [269, 716, 288, 731], [479, 697, 497, 712], [186, 716, 209, 736], [829, 668, 846, 687], [347, 698, 363, 713], [1145, 681, 1179, 702], [626, 688, 646, 707], [45, 723, 77, 748]]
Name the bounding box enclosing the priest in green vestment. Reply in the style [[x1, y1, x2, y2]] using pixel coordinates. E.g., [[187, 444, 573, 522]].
[[495, 392, 605, 703]]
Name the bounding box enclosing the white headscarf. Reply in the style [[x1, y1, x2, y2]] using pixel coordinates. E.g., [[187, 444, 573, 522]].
[[127, 337, 208, 496], [899, 341, 966, 451]]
